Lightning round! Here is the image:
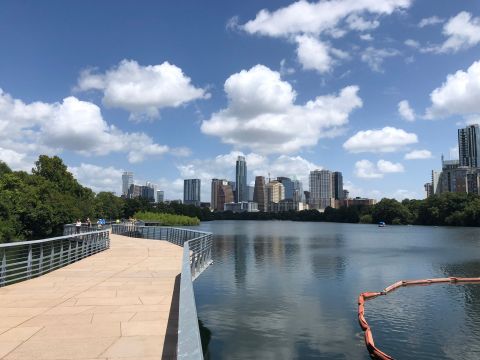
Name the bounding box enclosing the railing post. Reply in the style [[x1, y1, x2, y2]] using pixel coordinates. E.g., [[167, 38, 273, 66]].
[[59, 240, 64, 267], [49, 241, 55, 270], [39, 243, 44, 274], [27, 244, 32, 279], [0, 249, 6, 287]]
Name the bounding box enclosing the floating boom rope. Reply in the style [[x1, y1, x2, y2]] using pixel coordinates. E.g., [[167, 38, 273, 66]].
[[358, 277, 480, 360]]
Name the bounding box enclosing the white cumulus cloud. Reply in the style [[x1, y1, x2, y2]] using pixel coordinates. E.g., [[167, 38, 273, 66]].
[[404, 149, 433, 160], [241, 0, 411, 37], [295, 35, 347, 73], [76, 59, 209, 120], [426, 60, 480, 119], [439, 12, 480, 53], [343, 126, 418, 153], [377, 159, 404, 173], [355, 159, 404, 179], [239, 0, 411, 74], [69, 163, 124, 194], [398, 100, 416, 121], [354, 160, 383, 179], [0, 88, 175, 170], [201, 65, 362, 154]]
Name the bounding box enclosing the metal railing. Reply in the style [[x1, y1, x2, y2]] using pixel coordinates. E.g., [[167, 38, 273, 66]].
[[63, 222, 113, 235], [0, 230, 110, 287], [111, 224, 213, 360]]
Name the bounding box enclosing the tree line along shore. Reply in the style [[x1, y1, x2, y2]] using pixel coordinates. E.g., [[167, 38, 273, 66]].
[[1, 155, 480, 242]]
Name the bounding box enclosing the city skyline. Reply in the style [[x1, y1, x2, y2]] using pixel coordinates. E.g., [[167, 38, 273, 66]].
[[0, 1, 479, 202]]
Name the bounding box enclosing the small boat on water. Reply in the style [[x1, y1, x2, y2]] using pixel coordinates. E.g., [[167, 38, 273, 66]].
[[378, 221, 386, 227]]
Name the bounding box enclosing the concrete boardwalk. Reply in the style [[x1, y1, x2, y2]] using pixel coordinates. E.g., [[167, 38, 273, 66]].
[[0, 233, 183, 360]]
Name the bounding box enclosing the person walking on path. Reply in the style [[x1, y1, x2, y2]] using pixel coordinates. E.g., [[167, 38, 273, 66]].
[[75, 219, 82, 234]]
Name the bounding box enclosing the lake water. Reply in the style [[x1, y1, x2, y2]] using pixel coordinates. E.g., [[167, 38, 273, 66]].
[[193, 220, 480, 359]]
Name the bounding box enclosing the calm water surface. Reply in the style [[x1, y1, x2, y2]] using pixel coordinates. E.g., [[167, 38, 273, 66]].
[[193, 221, 480, 359]]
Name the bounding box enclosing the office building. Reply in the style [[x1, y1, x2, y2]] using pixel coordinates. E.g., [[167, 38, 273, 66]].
[[277, 177, 294, 200], [127, 184, 141, 199], [292, 180, 304, 203], [269, 200, 307, 212], [141, 185, 155, 202], [458, 124, 480, 167], [184, 179, 201, 207], [235, 156, 248, 202], [156, 190, 164, 203], [332, 172, 344, 200], [309, 169, 334, 209], [424, 183, 433, 198], [341, 197, 376, 207], [248, 185, 254, 202], [122, 172, 133, 196], [267, 180, 285, 207], [224, 202, 258, 213], [253, 176, 268, 212], [211, 179, 234, 211]]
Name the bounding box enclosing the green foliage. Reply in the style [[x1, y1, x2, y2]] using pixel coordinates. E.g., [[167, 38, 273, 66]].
[[371, 198, 412, 225], [359, 214, 373, 224], [134, 211, 200, 226]]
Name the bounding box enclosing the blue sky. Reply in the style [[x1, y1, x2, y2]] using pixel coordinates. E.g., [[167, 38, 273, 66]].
[[1, 0, 479, 201]]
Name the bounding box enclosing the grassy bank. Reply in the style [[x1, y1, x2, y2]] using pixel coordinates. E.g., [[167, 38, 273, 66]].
[[134, 211, 200, 226]]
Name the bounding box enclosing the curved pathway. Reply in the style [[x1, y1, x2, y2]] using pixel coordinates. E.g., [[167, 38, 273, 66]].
[[0, 233, 183, 360]]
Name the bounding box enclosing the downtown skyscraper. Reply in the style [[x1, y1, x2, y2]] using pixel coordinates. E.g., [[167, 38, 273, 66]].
[[184, 179, 201, 206], [458, 124, 480, 167], [122, 172, 133, 196], [253, 176, 267, 212], [235, 156, 248, 202]]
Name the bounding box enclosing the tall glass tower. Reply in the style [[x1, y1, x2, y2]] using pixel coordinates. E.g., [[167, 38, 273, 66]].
[[235, 156, 247, 202], [458, 124, 480, 167], [122, 172, 133, 196]]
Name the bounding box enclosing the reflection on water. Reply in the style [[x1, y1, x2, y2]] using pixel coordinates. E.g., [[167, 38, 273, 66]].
[[193, 221, 480, 359]]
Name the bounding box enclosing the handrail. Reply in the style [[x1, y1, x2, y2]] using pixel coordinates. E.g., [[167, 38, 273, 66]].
[[111, 224, 213, 360], [0, 230, 110, 287], [358, 277, 480, 360]]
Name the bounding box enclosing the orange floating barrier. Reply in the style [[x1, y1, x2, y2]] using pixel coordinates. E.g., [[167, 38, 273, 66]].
[[357, 275, 480, 360], [358, 311, 368, 331], [361, 291, 382, 299], [358, 294, 365, 305], [384, 281, 403, 293]]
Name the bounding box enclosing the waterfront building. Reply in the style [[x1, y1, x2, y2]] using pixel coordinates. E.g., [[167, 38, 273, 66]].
[[236, 156, 248, 202], [277, 177, 294, 200], [458, 124, 480, 167], [342, 197, 376, 207], [424, 183, 433, 198], [292, 180, 304, 203], [332, 172, 344, 200], [156, 190, 164, 203], [141, 185, 155, 202], [184, 179, 201, 207], [127, 184, 141, 199], [269, 200, 306, 212], [211, 179, 234, 211], [304, 190, 310, 205], [122, 172, 133, 196], [253, 176, 267, 212], [432, 171, 441, 195], [309, 170, 335, 210], [218, 184, 234, 210], [267, 180, 285, 205], [224, 201, 258, 213], [248, 185, 254, 202]]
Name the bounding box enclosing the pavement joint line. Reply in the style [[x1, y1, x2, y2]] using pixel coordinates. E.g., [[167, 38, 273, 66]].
[[0, 325, 44, 359]]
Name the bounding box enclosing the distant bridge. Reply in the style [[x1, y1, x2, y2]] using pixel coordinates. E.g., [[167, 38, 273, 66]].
[[0, 224, 213, 360]]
